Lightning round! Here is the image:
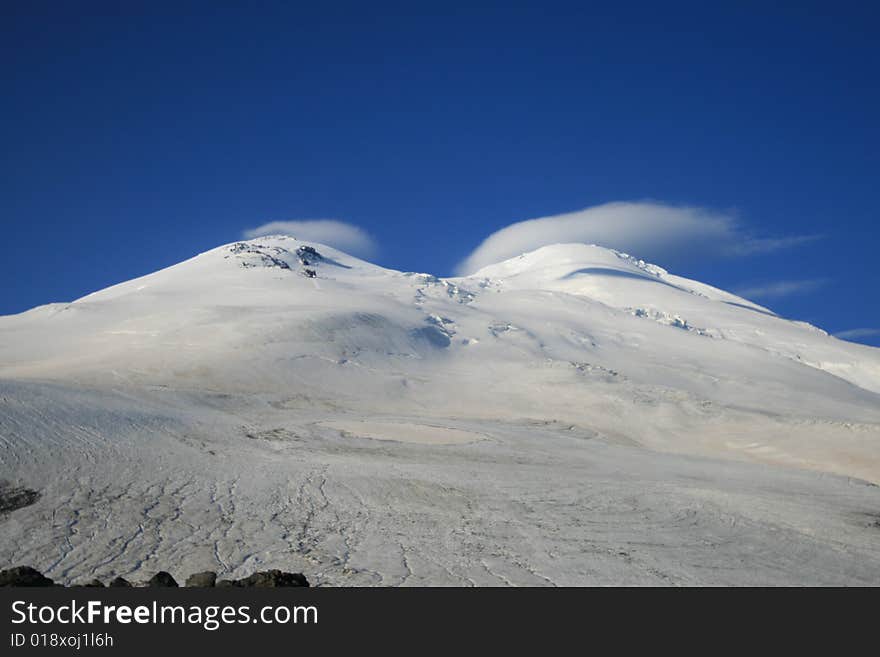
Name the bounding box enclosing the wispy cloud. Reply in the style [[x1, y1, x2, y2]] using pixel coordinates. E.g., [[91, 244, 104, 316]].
[[243, 220, 377, 258], [733, 279, 827, 300], [455, 201, 819, 274], [833, 328, 880, 340], [730, 234, 823, 256]]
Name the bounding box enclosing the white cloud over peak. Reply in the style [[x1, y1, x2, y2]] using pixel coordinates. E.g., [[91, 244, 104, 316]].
[[833, 328, 880, 340], [727, 234, 822, 256], [243, 220, 377, 258], [455, 201, 819, 275], [733, 279, 827, 300]]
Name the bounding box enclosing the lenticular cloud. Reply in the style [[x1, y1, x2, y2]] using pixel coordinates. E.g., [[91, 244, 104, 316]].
[[455, 201, 815, 275]]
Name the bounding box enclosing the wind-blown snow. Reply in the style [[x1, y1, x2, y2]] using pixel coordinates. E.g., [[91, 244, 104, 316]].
[[1, 236, 879, 585]]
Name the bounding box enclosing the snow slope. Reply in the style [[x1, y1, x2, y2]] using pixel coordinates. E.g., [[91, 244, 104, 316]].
[[1, 236, 879, 585]]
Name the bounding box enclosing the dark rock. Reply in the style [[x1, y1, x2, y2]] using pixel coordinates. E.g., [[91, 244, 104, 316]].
[[147, 571, 179, 587], [297, 245, 321, 266], [236, 570, 309, 588], [185, 571, 217, 587], [0, 566, 54, 587], [0, 567, 306, 588], [214, 570, 309, 587], [227, 243, 292, 270], [410, 325, 452, 348], [0, 482, 40, 514]]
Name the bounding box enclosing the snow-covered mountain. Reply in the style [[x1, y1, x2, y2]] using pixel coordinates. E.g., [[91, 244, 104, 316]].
[[2, 236, 879, 585]]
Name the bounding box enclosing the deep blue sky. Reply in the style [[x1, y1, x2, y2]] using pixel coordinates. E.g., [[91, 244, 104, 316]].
[[2, 1, 878, 344]]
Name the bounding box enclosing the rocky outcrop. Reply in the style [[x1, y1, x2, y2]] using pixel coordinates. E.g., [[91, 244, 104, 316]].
[[217, 570, 309, 587], [226, 243, 292, 270], [0, 566, 54, 587], [0, 482, 40, 515], [0, 567, 308, 587], [185, 571, 217, 587], [296, 245, 322, 266], [147, 571, 179, 587], [225, 241, 325, 279]]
